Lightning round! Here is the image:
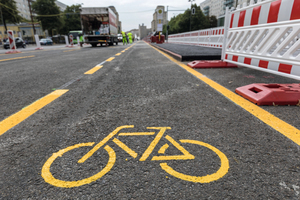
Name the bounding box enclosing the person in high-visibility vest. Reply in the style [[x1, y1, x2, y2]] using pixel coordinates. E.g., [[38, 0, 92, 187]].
[[122, 31, 127, 45], [79, 34, 84, 47], [127, 32, 133, 44]]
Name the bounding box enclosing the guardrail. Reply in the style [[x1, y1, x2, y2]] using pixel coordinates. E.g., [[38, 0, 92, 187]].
[[224, 0, 300, 80], [168, 27, 225, 48]]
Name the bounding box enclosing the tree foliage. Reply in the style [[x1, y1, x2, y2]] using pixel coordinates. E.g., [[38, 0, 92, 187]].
[[31, 0, 62, 36], [59, 4, 81, 35], [0, 0, 22, 31], [163, 4, 218, 36]]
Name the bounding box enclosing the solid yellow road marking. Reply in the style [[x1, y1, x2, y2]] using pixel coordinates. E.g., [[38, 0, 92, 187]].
[[149, 44, 300, 146], [0, 89, 68, 136], [63, 49, 80, 52], [106, 57, 115, 62], [139, 127, 171, 161], [0, 55, 34, 62], [160, 139, 229, 183], [113, 138, 138, 158], [42, 144, 116, 188], [115, 53, 121, 56], [118, 132, 155, 136], [84, 65, 103, 74]]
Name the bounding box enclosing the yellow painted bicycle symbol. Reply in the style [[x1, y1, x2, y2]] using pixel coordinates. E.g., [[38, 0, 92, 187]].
[[42, 125, 229, 188]]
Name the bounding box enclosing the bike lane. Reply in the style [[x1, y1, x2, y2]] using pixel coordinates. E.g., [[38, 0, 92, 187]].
[[0, 42, 300, 199]]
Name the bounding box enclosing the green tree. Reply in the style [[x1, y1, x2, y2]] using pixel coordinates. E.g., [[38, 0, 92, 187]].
[[163, 4, 211, 35], [59, 4, 81, 35], [208, 15, 218, 28], [0, 0, 22, 31], [31, 0, 62, 36]]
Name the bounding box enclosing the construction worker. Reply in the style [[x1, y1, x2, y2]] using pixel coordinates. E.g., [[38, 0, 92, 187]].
[[79, 34, 84, 47], [127, 32, 133, 44], [122, 31, 127, 45]]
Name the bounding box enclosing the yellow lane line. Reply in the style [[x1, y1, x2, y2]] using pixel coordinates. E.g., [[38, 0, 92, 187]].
[[63, 49, 80, 52], [121, 50, 125, 52], [149, 44, 300, 146], [115, 53, 121, 56], [0, 55, 35, 62], [106, 57, 115, 62], [0, 89, 68, 136], [84, 65, 103, 74]]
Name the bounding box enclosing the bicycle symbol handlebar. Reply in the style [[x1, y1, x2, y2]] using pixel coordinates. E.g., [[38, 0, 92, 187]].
[[42, 125, 229, 188]]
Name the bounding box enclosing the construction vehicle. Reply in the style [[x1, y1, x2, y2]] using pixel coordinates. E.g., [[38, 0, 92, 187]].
[[79, 7, 118, 47]]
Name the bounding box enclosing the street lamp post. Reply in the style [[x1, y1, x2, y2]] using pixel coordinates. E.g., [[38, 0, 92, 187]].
[[188, 0, 195, 31]]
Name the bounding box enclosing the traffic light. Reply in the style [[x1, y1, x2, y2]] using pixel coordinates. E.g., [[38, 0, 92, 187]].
[[192, 8, 195, 15]]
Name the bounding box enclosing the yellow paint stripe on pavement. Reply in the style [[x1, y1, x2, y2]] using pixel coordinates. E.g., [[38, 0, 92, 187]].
[[115, 53, 121, 56], [84, 65, 103, 74], [106, 57, 115, 62], [0, 89, 68, 136], [63, 49, 80, 52], [149, 44, 300, 146], [0, 55, 35, 62]]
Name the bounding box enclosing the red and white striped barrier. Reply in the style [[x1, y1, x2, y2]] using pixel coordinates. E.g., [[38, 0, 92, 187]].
[[69, 34, 74, 47], [6, 30, 21, 54], [224, 0, 300, 80], [77, 36, 80, 46], [168, 27, 225, 48], [65, 35, 70, 47], [35, 35, 43, 50]]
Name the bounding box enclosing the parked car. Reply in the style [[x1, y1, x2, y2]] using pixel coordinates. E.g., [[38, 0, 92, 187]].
[[117, 34, 122, 42], [3, 37, 26, 49], [39, 39, 53, 45]]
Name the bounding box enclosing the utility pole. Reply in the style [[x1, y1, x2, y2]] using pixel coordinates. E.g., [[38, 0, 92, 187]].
[[166, 6, 168, 43], [0, 4, 4, 29], [27, 0, 36, 35]]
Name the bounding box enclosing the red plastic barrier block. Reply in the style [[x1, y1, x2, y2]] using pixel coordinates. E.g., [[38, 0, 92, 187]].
[[187, 60, 238, 68], [236, 83, 300, 106]]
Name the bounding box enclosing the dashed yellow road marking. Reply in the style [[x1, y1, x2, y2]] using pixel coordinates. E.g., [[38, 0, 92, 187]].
[[149, 43, 300, 146], [106, 57, 115, 62], [0, 89, 68, 136], [115, 53, 121, 56], [63, 49, 80, 52], [84, 65, 103, 74], [0, 55, 35, 62]]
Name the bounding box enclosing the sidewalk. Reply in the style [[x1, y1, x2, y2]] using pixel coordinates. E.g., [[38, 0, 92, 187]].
[[149, 43, 222, 61]]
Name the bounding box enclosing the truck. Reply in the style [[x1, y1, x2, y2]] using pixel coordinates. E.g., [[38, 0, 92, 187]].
[[79, 7, 119, 47]]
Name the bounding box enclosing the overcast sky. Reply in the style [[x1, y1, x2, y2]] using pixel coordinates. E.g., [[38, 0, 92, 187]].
[[58, 0, 205, 31]]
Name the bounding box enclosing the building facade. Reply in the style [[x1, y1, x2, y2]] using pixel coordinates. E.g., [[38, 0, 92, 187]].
[[139, 23, 151, 40], [200, 0, 261, 26], [15, 0, 67, 20], [151, 6, 168, 32]]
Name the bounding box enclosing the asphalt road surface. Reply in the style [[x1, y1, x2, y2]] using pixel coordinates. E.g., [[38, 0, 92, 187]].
[[0, 42, 300, 199]]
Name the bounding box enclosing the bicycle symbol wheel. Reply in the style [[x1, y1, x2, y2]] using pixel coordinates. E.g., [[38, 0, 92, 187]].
[[159, 139, 229, 183], [42, 143, 116, 188]]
